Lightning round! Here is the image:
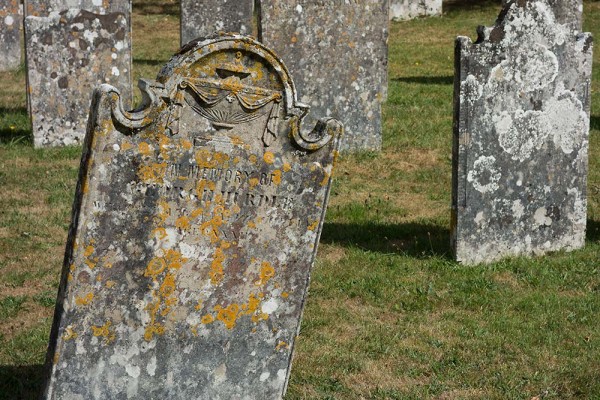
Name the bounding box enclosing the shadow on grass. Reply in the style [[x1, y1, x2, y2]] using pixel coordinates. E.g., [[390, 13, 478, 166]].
[[321, 222, 452, 260], [591, 115, 599, 131], [392, 76, 454, 85], [133, 0, 180, 16], [0, 107, 32, 146], [134, 58, 170, 67], [587, 219, 600, 242], [444, 0, 502, 13], [0, 364, 44, 400]]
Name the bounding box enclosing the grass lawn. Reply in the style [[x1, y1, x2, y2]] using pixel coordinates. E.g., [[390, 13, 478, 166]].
[[1, 0, 599, 398]]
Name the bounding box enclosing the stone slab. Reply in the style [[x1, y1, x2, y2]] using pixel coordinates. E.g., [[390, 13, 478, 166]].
[[451, 0, 593, 265], [25, 9, 132, 147], [502, 0, 582, 31], [390, 0, 442, 21], [25, 0, 130, 16], [0, 0, 22, 71], [41, 34, 342, 399], [181, 0, 254, 46], [259, 0, 388, 152]]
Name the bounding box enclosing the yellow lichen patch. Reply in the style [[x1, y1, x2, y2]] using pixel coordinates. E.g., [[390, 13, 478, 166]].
[[84, 244, 95, 258], [307, 220, 319, 231], [247, 220, 256, 229], [152, 227, 168, 240], [145, 257, 167, 278], [256, 262, 275, 286], [281, 292, 289, 298], [201, 314, 215, 324], [92, 321, 116, 344], [63, 326, 78, 341], [249, 177, 259, 188], [138, 141, 153, 156], [249, 154, 258, 164], [320, 170, 331, 186], [272, 170, 282, 186], [275, 341, 289, 351], [195, 179, 216, 200], [120, 141, 133, 152], [175, 216, 190, 230], [283, 163, 292, 172], [195, 300, 203, 311], [75, 292, 94, 306], [209, 245, 226, 285], [215, 304, 240, 329], [138, 162, 167, 184], [182, 139, 193, 150], [157, 200, 171, 224], [263, 151, 275, 164], [105, 280, 116, 289], [195, 149, 230, 169], [144, 322, 165, 342]]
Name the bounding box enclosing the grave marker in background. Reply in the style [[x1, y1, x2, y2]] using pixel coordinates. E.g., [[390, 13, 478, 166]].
[[25, 9, 132, 147], [502, 0, 583, 31], [41, 35, 342, 399], [452, 0, 593, 264], [260, 0, 388, 152], [181, 0, 254, 45], [25, 0, 130, 16], [0, 0, 22, 71], [390, 0, 442, 21]]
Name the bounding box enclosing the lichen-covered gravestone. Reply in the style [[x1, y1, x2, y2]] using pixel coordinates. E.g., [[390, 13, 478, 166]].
[[259, 0, 388, 152], [390, 0, 442, 21], [0, 0, 22, 71], [25, 9, 132, 147], [501, 0, 582, 31], [181, 0, 254, 46], [41, 34, 342, 399], [25, 0, 130, 16], [451, 0, 593, 265]]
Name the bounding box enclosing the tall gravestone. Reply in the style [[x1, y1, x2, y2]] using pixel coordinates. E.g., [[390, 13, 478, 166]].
[[0, 0, 22, 71], [181, 0, 254, 46], [260, 0, 388, 152], [25, 8, 132, 147], [25, 0, 130, 16], [41, 35, 342, 399], [501, 0, 582, 31], [451, 0, 593, 264], [390, 0, 442, 21]]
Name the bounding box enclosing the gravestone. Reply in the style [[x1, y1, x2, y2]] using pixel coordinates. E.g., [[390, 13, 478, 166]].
[[181, 0, 254, 46], [390, 0, 442, 21], [0, 0, 22, 71], [451, 0, 593, 264], [25, 9, 132, 147], [501, 0, 582, 31], [41, 34, 342, 399], [259, 0, 388, 152], [25, 0, 130, 16]]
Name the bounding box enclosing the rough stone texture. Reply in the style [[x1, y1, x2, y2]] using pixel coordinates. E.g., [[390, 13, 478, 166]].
[[25, 0, 130, 16], [0, 0, 22, 71], [25, 9, 132, 148], [390, 0, 442, 21], [41, 34, 342, 399], [502, 0, 582, 31], [260, 0, 388, 152], [451, 0, 593, 265], [181, 0, 254, 46]]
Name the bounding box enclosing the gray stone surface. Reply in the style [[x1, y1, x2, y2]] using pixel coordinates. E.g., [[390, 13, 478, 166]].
[[0, 0, 22, 71], [25, 9, 132, 147], [25, 0, 130, 16], [181, 0, 254, 46], [502, 0, 582, 31], [390, 0, 442, 21], [41, 34, 342, 399], [260, 0, 388, 152], [451, 0, 593, 265]]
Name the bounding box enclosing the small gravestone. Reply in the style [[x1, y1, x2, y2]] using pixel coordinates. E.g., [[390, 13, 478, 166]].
[[260, 0, 388, 152], [41, 34, 342, 399], [25, 0, 130, 16], [25, 9, 132, 147], [502, 0, 582, 31], [390, 0, 442, 21], [452, 0, 593, 264], [181, 0, 254, 46], [0, 0, 22, 71]]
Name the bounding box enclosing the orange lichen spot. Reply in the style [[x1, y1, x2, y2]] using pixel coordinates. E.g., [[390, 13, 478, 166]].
[[209, 246, 226, 285], [263, 151, 275, 164], [276, 341, 289, 351], [145, 257, 167, 278], [281, 292, 289, 298], [120, 141, 133, 152], [191, 208, 204, 219], [63, 326, 78, 341], [215, 304, 240, 329], [144, 322, 165, 342], [138, 141, 153, 156], [272, 170, 282, 185], [195, 300, 203, 311], [75, 292, 94, 306], [249, 154, 258, 164], [251, 312, 269, 323], [291, 36, 297, 44], [320, 171, 331, 186], [201, 314, 215, 324], [138, 162, 167, 184], [105, 280, 116, 289], [175, 216, 190, 230], [307, 220, 319, 231], [92, 321, 116, 344], [159, 272, 176, 298], [82, 179, 89, 194], [84, 245, 95, 258], [249, 178, 259, 188], [152, 227, 168, 240], [182, 139, 193, 150], [283, 163, 292, 172], [247, 220, 256, 229], [256, 262, 275, 286]]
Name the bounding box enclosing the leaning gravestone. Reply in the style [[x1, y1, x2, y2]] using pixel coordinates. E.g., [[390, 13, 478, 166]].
[[25, 9, 132, 147], [260, 0, 388, 152], [390, 0, 442, 21], [41, 34, 342, 399], [451, 0, 593, 265], [0, 0, 22, 71], [25, 0, 130, 16], [181, 0, 254, 46]]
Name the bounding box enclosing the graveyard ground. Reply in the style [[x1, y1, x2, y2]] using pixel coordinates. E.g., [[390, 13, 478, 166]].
[[0, 0, 599, 398]]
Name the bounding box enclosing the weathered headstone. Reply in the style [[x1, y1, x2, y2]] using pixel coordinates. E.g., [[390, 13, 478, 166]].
[[259, 0, 388, 152], [181, 0, 254, 46], [0, 0, 22, 71], [502, 0, 582, 31], [25, 9, 132, 147], [41, 34, 342, 399], [390, 0, 442, 21], [25, 0, 130, 16], [451, 0, 593, 265]]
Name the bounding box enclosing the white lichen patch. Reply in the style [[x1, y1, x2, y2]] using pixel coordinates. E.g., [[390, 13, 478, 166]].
[[467, 156, 501, 193]]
